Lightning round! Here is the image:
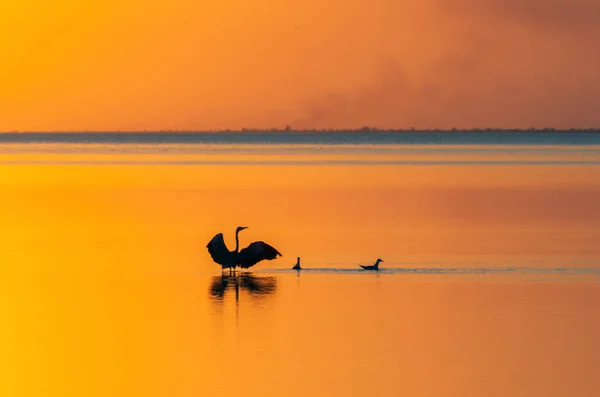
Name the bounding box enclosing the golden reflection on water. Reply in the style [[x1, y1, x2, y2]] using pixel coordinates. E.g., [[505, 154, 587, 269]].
[[1, 144, 600, 396]]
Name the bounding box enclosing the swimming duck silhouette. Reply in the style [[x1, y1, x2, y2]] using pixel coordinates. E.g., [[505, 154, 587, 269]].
[[360, 258, 383, 271], [292, 257, 301, 270]]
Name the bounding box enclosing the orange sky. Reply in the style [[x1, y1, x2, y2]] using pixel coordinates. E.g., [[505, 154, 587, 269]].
[[1, 0, 599, 131]]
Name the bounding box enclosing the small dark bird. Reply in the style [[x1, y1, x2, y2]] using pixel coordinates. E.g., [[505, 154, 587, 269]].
[[207, 226, 281, 272], [292, 257, 301, 270], [360, 258, 384, 271]]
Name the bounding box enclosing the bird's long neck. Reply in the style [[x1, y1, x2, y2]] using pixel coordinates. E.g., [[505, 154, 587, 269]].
[[235, 230, 240, 253], [374, 259, 380, 268]]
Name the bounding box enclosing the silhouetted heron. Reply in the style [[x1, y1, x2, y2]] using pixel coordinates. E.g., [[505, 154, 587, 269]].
[[360, 258, 384, 271], [292, 257, 301, 270], [207, 226, 281, 272]]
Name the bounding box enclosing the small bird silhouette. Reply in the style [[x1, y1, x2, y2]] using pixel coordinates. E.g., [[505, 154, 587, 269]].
[[360, 258, 384, 271], [292, 257, 301, 270]]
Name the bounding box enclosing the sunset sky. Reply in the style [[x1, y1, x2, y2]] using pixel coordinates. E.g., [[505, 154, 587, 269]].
[[1, 0, 599, 131]]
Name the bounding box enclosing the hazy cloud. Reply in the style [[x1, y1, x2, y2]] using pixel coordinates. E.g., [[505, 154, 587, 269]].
[[290, 0, 600, 129], [437, 0, 600, 33]]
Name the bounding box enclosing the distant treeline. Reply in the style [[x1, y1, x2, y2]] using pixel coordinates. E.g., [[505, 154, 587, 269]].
[[5, 127, 599, 134], [217, 127, 600, 134]]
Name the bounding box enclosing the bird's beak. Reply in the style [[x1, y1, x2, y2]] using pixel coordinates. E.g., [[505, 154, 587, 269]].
[[241, 226, 248, 230]]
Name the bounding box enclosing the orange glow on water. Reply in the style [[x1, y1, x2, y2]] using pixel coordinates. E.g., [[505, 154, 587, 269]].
[[2, 144, 600, 396]]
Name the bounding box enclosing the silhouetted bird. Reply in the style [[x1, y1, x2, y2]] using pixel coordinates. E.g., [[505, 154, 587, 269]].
[[360, 258, 384, 271], [292, 257, 301, 270], [207, 226, 281, 272]]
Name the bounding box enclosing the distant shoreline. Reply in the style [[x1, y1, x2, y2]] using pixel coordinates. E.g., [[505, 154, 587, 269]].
[[1, 128, 600, 134], [1, 129, 600, 145]]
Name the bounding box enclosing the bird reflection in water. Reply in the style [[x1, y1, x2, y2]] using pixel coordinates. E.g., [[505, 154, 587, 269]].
[[209, 273, 277, 303]]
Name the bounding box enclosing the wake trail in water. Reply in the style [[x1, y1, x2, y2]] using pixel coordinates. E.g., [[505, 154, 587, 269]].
[[256, 267, 600, 275]]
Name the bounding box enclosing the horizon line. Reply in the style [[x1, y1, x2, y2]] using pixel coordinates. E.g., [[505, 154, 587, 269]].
[[1, 128, 600, 134]]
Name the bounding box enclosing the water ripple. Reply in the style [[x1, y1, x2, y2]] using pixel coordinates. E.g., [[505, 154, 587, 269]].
[[257, 267, 600, 275]]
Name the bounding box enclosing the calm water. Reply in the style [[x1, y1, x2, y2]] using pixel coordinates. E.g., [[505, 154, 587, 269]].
[[2, 133, 600, 396]]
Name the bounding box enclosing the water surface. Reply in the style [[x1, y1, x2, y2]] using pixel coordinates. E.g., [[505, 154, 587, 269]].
[[1, 133, 599, 396]]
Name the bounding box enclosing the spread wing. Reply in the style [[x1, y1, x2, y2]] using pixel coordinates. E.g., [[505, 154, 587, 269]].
[[206, 233, 235, 266], [238, 241, 281, 269]]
